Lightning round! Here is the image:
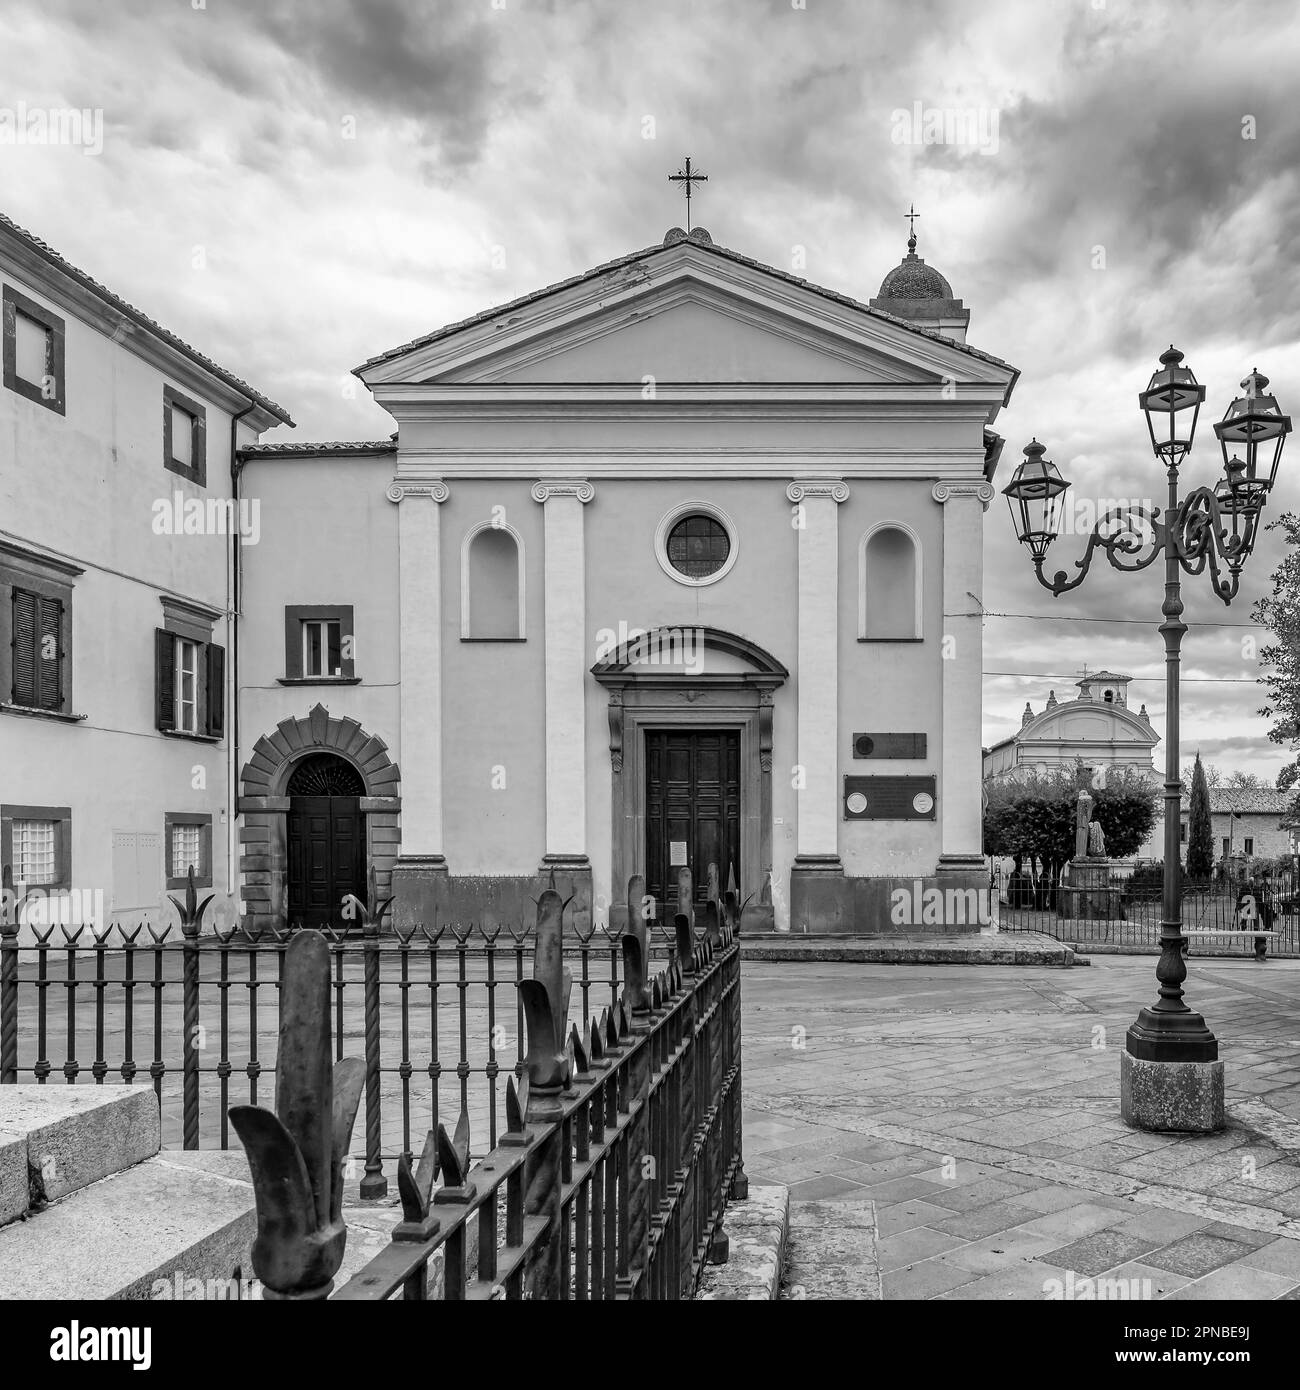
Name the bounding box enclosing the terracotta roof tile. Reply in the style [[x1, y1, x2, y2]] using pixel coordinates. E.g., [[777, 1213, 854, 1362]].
[[239, 440, 395, 458]]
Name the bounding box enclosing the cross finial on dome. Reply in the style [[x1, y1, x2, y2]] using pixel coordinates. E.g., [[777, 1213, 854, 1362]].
[[905, 202, 919, 254]]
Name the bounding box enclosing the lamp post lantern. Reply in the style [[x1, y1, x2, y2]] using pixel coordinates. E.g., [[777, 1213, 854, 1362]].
[[1003, 347, 1291, 1132]]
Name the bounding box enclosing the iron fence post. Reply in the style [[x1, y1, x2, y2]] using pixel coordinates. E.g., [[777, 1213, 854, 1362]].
[[0, 873, 17, 1084], [621, 874, 653, 1297], [674, 909, 697, 1295], [361, 912, 387, 1198], [520, 884, 570, 1299], [181, 916, 201, 1148]]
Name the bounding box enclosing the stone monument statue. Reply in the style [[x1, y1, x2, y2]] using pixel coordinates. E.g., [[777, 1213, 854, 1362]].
[[1074, 790, 1094, 861], [1087, 819, 1106, 858]]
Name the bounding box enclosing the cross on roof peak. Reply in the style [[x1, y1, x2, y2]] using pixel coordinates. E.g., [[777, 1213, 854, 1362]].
[[669, 157, 708, 232], [905, 202, 920, 253]]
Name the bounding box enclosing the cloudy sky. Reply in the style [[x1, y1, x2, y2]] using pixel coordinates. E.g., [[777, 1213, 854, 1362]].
[[4, 0, 1299, 781]]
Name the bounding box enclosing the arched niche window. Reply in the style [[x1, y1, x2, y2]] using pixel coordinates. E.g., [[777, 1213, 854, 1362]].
[[462, 521, 525, 640], [859, 523, 922, 640]]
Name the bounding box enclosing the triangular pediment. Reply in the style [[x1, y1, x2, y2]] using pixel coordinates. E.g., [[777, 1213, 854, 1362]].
[[437, 282, 937, 386], [358, 240, 1016, 394]]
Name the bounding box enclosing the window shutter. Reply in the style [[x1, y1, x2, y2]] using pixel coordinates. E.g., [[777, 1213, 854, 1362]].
[[205, 642, 225, 737], [155, 628, 176, 731], [37, 594, 63, 710], [11, 588, 37, 705]]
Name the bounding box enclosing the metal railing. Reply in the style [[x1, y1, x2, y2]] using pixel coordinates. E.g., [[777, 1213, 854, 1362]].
[[995, 864, 1300, 953], [231, 870, 745, 1300], [0, 863, 741, 1205]]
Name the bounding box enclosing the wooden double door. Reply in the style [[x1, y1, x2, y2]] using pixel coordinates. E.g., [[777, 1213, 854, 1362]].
[[645, 730, 740, 911], [286, 795, 366, 927]]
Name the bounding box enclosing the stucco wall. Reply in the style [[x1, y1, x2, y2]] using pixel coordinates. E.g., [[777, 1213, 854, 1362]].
[[837, 480, 943, 878], [238, 452, 401, 780], [0, 262, 256, 935]]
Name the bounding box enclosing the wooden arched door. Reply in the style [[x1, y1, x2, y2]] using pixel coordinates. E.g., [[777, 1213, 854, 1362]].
[[286, 753, 366, 927]]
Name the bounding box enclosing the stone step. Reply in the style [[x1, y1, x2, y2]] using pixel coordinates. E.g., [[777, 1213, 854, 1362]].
[[0, 1085, 160, 1225], [697, 1184, 789, 1300], [0, 1148, 257, 1300], [779, 1199, 881, 1300]]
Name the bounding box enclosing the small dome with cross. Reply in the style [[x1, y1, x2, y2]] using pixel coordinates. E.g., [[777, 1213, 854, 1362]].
[[876, 247, 955, 301], [869, 208, 969, 342]]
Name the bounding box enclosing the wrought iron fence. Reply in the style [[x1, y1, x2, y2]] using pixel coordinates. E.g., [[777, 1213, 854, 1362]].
[[0, 863, 741, 1204], [231, 870, 744, 1300], [994, 863, 1300, 954]]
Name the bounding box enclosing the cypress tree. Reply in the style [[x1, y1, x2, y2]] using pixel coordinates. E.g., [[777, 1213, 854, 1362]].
[[1186, 754, 1215, 881]]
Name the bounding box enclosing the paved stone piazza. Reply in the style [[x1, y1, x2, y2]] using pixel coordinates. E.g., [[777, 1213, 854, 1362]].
[[739, 955, 1300, 1301]]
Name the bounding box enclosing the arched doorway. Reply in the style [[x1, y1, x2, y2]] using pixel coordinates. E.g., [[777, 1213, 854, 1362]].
[[238, 704, 401, 933], [593, 626, 788, 931], [285, 752, 366, 926]]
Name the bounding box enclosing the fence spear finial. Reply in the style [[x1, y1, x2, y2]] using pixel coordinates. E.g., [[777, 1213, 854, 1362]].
[[229, 930, 364, 1299]]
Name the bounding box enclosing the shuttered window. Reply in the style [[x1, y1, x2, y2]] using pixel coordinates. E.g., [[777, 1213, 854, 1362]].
[[156, 628, 224, 738], [10, 586, 63, 710]]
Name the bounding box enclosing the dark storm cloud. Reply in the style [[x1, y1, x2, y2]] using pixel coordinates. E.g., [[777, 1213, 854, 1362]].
[[3, 0, 1298, 778], [242, 0, 510, 168]]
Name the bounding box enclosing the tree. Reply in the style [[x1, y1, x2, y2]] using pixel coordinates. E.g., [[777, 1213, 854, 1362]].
[[1254, 512, 1300, 825], [983, 766, 1158, 873], [1224, 770, 1264, 789], [1181, 759, 1222, 791], [1186, 754, 1215, 880]]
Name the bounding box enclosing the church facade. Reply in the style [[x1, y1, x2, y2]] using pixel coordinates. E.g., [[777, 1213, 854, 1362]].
[[238, 226, 1018, 933], [983, 671, 1160, 784], [1, 209, 1018, 937]]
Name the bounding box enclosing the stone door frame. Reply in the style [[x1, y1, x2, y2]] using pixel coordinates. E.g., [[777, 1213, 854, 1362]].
[[238, 702, 401, 930], [593, 628, 787, 929]]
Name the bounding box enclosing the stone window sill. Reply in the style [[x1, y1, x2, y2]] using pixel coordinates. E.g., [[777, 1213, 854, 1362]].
[[277, 676, 362, 685], [161, 729, 222, 744], [0, 702, 85, 723]]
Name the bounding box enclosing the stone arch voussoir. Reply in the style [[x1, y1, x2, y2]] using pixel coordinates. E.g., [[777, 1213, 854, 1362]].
[[238, 703, 401, 929]]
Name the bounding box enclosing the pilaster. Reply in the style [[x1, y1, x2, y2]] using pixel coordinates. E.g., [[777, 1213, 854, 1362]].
[[532, 479, 595, 871]]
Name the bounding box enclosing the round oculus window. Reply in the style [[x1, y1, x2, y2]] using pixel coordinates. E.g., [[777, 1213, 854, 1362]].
[[666, 513, 731, 580]]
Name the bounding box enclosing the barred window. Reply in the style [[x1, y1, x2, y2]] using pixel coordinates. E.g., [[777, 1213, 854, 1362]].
[[170, 822, 201, 879], [13, 818, 57, 884]]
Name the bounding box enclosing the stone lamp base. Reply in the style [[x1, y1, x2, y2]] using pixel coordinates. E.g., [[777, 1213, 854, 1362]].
[[1120, 1050, 1224, 1133]]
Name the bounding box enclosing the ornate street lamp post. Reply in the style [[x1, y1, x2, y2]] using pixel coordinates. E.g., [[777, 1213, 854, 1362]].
[[1003, 349, 1291, 1132]]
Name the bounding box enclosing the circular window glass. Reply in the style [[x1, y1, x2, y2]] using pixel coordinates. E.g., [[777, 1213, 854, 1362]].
[[666, 514, 731, 580]]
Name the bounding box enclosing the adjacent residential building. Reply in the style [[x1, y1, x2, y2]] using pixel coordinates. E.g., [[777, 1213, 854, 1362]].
[[1179, 788, 1296, 866], [0, 213, 291, 938]]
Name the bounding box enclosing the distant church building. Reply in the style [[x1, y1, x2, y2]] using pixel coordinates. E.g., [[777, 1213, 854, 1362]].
[[983, 671, 1159, 784], [2, 204, 1019, 937]]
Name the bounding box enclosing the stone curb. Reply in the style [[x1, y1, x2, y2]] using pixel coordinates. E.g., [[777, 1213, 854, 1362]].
[[696, 1184, 789, 1301], [740, 935, 1079, 966]]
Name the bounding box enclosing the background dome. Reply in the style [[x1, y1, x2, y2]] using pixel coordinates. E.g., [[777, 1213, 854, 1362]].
[[877, 246, 954, 300]]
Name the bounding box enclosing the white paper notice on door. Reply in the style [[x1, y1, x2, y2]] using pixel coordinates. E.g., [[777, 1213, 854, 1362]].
[[669, 841, 688, 866]]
